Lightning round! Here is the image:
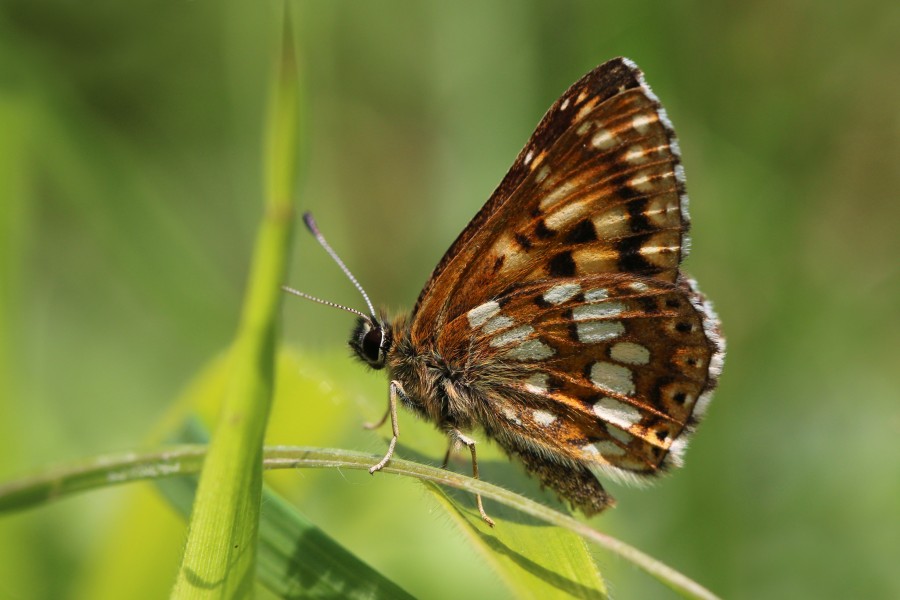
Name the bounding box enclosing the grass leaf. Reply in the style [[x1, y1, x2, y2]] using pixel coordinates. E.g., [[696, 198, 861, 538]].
[[426, 483, 607, 599], [160, 476, 414, 599], [170, 9, 302, 598]]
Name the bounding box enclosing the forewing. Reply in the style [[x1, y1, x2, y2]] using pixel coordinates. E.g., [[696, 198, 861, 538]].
[[444, 274, 724, 481], [412, 58, 690, 339]]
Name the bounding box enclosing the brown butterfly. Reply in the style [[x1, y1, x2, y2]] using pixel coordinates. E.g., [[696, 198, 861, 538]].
[[285, 57, 724, 526]]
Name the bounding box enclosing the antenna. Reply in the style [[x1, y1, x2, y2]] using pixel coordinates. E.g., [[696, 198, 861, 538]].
[[301, 212, 377, 318], [280, 286, 369, 320], [281, 212, 378, 320]]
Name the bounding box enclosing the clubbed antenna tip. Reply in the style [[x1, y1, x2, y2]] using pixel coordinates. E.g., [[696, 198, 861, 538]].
[[302, 212, 319, 235]]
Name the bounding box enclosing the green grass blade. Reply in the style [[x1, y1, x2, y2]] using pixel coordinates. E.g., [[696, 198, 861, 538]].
[[160, 477, 414, 599], [0, 446, 718, 600], [253, 488, 414, 599], [426, 483, 607, 599], [170, 10, 302, 598]]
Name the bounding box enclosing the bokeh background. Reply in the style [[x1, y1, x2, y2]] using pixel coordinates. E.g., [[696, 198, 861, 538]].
[[1, 1, 898, 598]]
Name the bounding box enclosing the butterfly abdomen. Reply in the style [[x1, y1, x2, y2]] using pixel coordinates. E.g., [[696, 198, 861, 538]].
[[501, 436, 616, 515]]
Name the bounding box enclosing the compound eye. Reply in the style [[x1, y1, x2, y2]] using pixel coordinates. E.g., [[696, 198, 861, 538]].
[[362, 327, 382, 363]]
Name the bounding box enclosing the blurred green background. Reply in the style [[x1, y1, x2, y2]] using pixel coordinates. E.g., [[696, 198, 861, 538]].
[[1, 1, 898, 598]]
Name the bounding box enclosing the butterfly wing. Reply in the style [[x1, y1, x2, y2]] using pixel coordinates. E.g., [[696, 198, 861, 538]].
[[412, 58, 690, 339], [404, 57, 723, 511], [442, 274, 723, 512]]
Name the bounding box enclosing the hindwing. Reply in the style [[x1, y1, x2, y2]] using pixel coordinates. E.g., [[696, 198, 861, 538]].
[[439, 274, 722, 487]]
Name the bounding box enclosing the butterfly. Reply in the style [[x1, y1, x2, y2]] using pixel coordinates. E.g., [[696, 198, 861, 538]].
[[285, 57, 724, 526]]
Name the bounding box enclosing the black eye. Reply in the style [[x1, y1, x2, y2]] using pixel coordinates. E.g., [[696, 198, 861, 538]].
[[362, 327, 382, 362]]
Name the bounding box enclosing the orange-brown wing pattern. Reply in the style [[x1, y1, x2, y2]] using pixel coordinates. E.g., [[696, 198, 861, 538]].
[[412, 58, 690, 341], [440, 273, 723, 481]]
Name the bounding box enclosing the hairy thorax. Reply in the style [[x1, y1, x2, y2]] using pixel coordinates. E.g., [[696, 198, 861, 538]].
[[386, 314, 485, 432]]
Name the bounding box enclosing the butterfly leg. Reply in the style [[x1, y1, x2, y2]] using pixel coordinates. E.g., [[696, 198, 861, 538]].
[[368, 380, 403, 474], [448, 429, 495, 527], [440, 440, 454, 469]]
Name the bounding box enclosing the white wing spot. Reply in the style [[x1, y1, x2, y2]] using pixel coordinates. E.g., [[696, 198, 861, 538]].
[[542, 282, 582, 305], [467, 301, 500, 328], [632, 113, 657, 133], [524, 149, 534, 165], [590, 362, 636, 395], [573, 302, 625, 320], [607, 425, 634, 444], [584, 288, 609, 302], [591, 128, 617, 150], [489, 325, 534, 347], [577, 320, 625, 343], [593, 396, 642, 428], [535, 165, 551, 184], [560, 97, 570, 110], [592, 207, 630, 236], [538, 180, 577, 211], [576, 121, 592, 136], [629, 173, 653, 191], [545, 199, 589, 230], [610, 342, 651, 365], [523, 373, 549, 395], [575, 98, 600, 122], [506, 339, 555, 361], [483, 314, 515, 334], [581, 443, 600, 457], [593, 440, 626, 457], [533, 409, 557, 426], [628, 281, 650, 292], [624, 145, 649, 163]]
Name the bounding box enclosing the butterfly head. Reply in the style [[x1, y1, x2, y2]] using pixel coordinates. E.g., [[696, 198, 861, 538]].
[[350, 315, 392, 369]]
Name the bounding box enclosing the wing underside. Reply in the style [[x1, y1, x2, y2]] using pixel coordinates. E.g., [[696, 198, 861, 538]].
[[412, 58, 691, 339], [445, 274, 722, 507]]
